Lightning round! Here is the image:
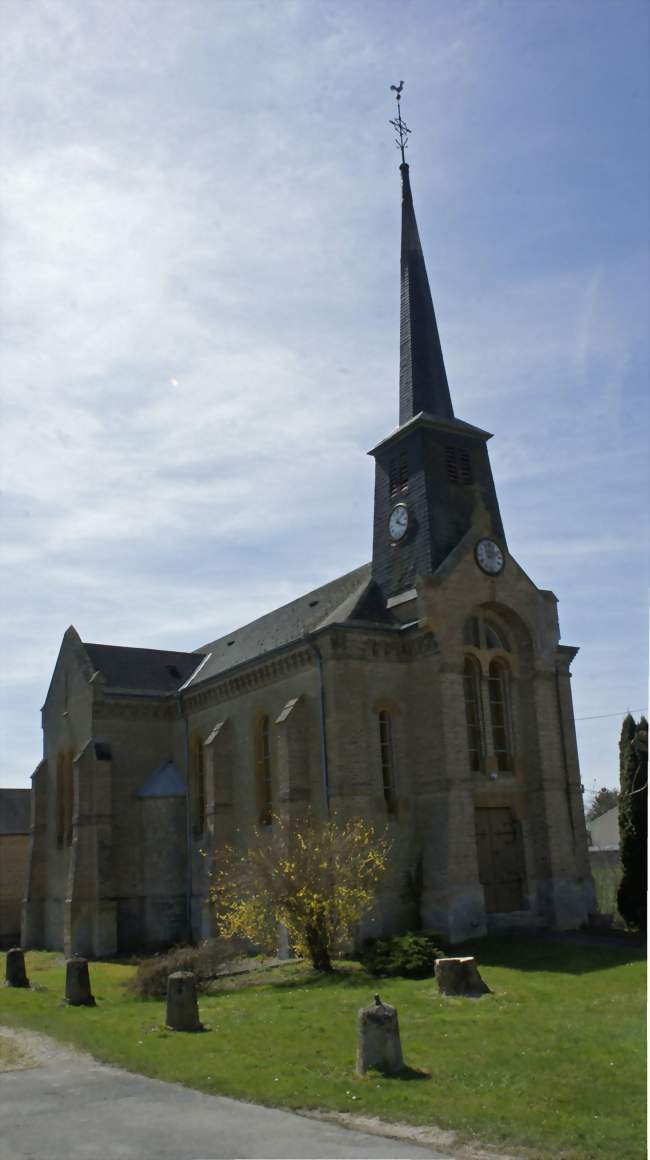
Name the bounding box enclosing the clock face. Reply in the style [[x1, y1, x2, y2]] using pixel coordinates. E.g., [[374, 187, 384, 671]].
[[475, 538, 505, 575], [388, 503, 409, 542]]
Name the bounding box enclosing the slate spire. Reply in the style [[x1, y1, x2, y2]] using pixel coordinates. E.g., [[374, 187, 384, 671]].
[[399, 162, 454, 424]]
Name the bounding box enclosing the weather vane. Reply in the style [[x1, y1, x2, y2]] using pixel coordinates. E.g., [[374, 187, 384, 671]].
[[389, 81, 411, 163]]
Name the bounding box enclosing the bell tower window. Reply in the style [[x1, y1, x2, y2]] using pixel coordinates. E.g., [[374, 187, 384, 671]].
[[389, 450, 409, 496], [446, 446, 473, 485]]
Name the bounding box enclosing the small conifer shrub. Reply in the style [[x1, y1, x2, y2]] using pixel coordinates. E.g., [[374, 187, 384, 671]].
[[361, 932, 444, 978]]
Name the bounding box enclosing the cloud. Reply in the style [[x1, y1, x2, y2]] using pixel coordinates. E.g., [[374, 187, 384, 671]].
[[0, 0, 647, 788]]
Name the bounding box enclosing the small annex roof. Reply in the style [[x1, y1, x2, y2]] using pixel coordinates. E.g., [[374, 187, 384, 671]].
[[138, 761, 186, 798], [83, 643, 206, 694], [189, 562, 389, 687], [0, 788, 30, 835]]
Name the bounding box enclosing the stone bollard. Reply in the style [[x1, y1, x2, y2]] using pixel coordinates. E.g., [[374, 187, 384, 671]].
[[166, 971, 202, 1031], [5, 947, 29, 988], [434, 956, 490, 997], [356, 993, 404, 1076], [65, 957, 96, 1006]]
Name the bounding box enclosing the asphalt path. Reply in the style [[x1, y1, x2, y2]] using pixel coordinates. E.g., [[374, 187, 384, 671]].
[[0, 1045, 454, 1160]]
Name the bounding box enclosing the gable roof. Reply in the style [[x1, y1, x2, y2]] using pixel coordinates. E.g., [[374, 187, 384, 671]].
[[189, 563, 385, 687], [83, 643, 206, 694], [138, 762, 186, 798], [0, 789, 30, 835], [78, 564, 395, 699]]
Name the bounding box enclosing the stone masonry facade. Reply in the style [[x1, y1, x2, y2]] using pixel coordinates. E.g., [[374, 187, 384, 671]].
[[21, 158, 596, 957]]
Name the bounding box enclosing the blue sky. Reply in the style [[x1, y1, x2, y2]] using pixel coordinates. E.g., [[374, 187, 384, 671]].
[[1, 0, 648, 796]]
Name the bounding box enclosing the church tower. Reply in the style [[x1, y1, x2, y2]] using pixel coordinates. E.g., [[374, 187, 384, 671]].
[[370, 157, 505, 599]]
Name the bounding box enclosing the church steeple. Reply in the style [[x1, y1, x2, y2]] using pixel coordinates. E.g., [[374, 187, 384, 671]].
[[369, 86, 506, 600], [399, 163, 454, 424]]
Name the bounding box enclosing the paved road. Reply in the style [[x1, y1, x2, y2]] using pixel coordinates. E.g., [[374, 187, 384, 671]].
[[0, 1049, 453, 1160]]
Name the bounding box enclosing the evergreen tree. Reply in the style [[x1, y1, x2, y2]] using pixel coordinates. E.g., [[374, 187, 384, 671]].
[[586, 786, 620, 822], [617, 714, 648, 930]]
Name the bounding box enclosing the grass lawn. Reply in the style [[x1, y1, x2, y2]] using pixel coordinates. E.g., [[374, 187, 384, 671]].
[[0, 937, 645, 1160]]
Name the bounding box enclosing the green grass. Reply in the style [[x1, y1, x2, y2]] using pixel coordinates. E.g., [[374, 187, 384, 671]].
[[0, 939, 645, 1160]]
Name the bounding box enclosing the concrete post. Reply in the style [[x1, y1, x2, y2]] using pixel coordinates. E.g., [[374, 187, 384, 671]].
[[356, 994, 404, 1076], [65, 957, 96, 1006], [5, 947, 29, 988], [166, 970, 202, 1031]]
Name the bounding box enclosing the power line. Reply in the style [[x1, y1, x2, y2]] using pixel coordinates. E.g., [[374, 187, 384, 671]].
[[575, 709, 647, 722]]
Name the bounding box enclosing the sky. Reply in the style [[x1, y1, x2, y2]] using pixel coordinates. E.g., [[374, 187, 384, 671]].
[[1, 0, 648, 797]]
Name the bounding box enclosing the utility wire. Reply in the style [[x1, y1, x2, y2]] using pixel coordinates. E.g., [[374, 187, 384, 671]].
[[575, 709, 647, 721]]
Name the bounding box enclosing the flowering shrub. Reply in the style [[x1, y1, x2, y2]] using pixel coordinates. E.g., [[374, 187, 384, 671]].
[[210, 813, 390, 971]]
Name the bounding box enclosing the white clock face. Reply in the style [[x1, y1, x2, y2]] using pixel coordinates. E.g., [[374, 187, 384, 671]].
[[388, 503, 409, 542], [475, 538, 505, 575]]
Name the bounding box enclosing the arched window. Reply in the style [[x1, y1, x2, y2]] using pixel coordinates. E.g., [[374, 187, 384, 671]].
[[463, 657, 484, 772], [463, 614, 510, 652], [191, 735, 206, 835], [488, 659, 513, 772], [255, 715, 273, 826], [378, 710, 397, 813]]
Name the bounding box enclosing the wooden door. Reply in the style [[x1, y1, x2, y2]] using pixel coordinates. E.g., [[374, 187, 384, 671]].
[[475, 807, 526, 913]]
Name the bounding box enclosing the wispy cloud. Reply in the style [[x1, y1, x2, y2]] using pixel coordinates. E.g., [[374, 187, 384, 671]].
[[1, 0, 647, 788]]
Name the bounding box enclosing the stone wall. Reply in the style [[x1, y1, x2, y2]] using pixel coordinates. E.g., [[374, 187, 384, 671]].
[[0, 834, 29, 946]]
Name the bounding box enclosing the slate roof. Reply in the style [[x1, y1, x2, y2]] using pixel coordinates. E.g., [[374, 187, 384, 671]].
[[138, 762, 187, 798], [83, 643, 205, 694], [0, 789, 30, 835], [189, 562, 388, 687], [79, 564, 394, 697]]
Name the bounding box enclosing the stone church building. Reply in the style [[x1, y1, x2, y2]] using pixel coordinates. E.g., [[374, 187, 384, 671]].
[[22, 159, 595, 957]]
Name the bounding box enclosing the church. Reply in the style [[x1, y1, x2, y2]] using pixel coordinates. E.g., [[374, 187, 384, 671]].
[[21, 140, 596, 957]]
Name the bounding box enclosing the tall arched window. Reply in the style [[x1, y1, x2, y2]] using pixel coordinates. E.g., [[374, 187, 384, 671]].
[[463, 657, 484, 772], [255, 715, 273, 826], [378, 710, 397, 813], [488, 659, 513, 772], [191, 735, 206, 835]]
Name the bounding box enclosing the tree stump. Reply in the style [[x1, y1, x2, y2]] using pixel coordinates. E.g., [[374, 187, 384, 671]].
[[356, 993, 404, 1075], [5, 947, 29, 988], [65, 957, 96, 1006], [166, 971, 202, 1031], [434, 956, 490, 997]]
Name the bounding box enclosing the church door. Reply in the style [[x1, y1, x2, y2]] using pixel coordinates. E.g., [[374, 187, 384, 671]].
[[475, 807, 526, 912]]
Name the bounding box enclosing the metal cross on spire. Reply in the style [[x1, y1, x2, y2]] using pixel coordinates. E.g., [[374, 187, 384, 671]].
[[389, 80, 411, 163]]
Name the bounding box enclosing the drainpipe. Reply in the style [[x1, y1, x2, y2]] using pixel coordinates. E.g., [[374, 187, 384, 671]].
[[176, 691, 193, 942], [311, 640, 331, 814]]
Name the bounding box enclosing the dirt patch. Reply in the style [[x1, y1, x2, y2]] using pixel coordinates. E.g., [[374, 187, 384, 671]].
[[0, 1025, 93, 1070]]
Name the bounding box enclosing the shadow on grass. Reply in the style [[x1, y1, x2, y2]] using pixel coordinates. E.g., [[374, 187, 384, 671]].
[[363, 1064, 431, 1081], [245, 965, 367, 992], [396, 1065, 431, 1082], [454, 932, 646, 975]]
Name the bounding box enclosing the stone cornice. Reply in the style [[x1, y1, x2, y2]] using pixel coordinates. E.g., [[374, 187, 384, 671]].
[[91, 624, 440, 720]]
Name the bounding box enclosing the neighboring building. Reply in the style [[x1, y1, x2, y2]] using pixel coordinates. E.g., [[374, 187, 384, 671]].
[[587, 806, 620, 852], [22, 158, 596, 958], [0, 789, 30, 947], [587, 805, 620, 881]]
